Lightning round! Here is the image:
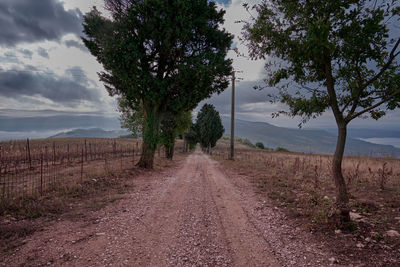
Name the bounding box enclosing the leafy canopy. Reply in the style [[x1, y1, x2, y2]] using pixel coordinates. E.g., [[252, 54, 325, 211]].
[[160, 110, 192, 148], [196, 103, 224, 149], [82, 0, 233, 114], [243, 0, 400, 126]]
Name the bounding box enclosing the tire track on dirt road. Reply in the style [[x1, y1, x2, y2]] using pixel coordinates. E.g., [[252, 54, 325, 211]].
[[201, 152, 280, 267]]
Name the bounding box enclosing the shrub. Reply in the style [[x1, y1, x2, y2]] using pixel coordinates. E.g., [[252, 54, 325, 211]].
[[255, 142, 264, 149], [275, 147, 289, 152]]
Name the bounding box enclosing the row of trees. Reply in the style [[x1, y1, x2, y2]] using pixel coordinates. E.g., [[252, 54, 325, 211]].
[[118, 100, 223, 156], [83, 0, 233, 168], [83, 0, 400, 225]]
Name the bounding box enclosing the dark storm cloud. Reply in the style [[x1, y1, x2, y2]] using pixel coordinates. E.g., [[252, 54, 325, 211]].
[[0, 0, 83, 46], [0, 68, 101, 106], [37, 47, 49, 59], [64, 40, 88, 52]]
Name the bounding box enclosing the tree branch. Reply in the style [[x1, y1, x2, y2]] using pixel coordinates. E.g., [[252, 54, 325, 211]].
[[323, 53, 344, 124], [347, 91, 400, 122], [345, 39, 400, 119], [360, 38, 400, 92]]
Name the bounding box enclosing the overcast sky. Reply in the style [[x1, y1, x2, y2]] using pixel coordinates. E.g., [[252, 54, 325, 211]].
[[0, 0, 399, 132]]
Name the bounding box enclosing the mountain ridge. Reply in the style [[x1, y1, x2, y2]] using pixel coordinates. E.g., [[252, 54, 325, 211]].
[[221, 117, 400, 157], [49, 128, 129, 139]]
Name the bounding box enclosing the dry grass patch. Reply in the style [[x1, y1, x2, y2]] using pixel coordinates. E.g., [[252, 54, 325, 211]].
[[212, 139, 400, 255]]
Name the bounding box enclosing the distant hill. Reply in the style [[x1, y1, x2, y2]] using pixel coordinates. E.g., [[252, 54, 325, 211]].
[[221, 117, 400, 157], [325, 128, 400, 139], [0, 113, 121, 132], [49, 128, 129, 139]]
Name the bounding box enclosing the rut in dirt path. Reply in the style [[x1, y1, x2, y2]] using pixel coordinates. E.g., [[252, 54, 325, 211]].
[[129, 150, 280, 266]]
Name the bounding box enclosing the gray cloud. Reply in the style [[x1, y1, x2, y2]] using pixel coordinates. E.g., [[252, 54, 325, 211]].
[[37, 47, 49, 59], [0, 68, 101, 106], [0, 0, 83, 47], [0, 52, 21, 64], [19, 49, 33, 59], [196, 80, 274, 116], [65, 66, 90, 86], [64, 39, 88, 52]]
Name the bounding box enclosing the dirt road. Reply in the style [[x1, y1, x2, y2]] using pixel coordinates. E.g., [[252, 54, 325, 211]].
[[2, 150, 335, 266]]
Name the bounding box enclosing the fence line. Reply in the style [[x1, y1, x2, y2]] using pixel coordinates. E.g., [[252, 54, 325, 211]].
[[0, 139, 143, 200]]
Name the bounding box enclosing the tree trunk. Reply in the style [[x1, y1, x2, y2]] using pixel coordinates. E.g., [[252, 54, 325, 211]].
[[137, 108, 160, 169], [323, 55, 351, 225], [182, 134, 187, 153], [333, 123, 350, 223], [165, 141, 175, 159]]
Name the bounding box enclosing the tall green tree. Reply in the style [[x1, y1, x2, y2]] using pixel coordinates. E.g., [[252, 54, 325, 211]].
[[196, 104, 224, 153], [118, 96, 192, 158], [184, 124, 199, 151], [82, 0, 233, 168], [243, 0, 400, 223], [160, 110, 192, 159]]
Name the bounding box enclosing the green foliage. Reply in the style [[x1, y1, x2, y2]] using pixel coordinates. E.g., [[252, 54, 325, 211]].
[[160, 112, 177, 148], [159, 111, 192, 143], [160, 111, 192, 157], [174, 111, 193, 137], [143, 109, 160, 150], [83, 0, 233, 113], [118, 97, 144, 137], [195, 104, 224, 149], [275, 147, 289, 152], [184, 124, 198, 149], [255, 142, 265, 149], [243, 0, 400, 126], [82, 0, 233, 167]]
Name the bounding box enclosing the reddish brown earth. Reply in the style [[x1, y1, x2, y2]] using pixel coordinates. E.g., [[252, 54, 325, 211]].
[[1, 150, 340, 266]]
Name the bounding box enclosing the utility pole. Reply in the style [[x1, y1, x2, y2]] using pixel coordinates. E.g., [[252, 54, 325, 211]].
[[230, 70, 235, 160]]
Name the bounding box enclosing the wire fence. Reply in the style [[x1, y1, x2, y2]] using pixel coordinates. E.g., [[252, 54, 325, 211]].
[[0, 138, 142, 200]]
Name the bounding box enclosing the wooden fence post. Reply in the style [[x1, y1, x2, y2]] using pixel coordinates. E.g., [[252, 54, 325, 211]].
[[89, 142, 92, 161], [84, 140, 87, 162], [26, 138, 32, 169], [81, 148, 84, 183], [40, 153, 43, 195], [53, 142, 56, 165]]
